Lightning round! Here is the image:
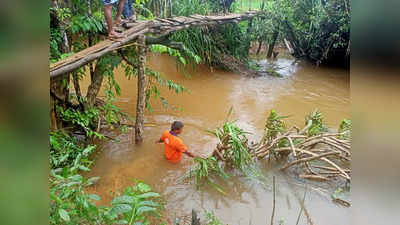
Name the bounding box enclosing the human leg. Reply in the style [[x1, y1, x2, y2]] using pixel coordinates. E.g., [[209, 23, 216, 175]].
[[103, 1, 123, 38]]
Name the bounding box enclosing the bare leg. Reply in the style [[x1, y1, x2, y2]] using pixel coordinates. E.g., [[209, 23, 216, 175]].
[[115, 0, 126, 25], [104, 4, 123, 38]]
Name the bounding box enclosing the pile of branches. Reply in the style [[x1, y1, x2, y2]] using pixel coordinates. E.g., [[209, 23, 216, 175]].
[[250, 110, 351, 182], [210, 109, 351, 182], [183, 109, 351, 192]]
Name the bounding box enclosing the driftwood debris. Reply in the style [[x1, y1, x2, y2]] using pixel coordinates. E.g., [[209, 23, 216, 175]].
[[50, 11, 263, 78], [210, 119, 351, 183]]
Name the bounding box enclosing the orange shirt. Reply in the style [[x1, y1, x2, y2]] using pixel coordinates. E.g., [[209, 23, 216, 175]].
[[160, 130, 188, 163]]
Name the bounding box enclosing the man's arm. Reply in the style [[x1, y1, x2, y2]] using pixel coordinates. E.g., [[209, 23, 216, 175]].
[[183, 150, 195, 158], [155, 138, 163, 144], [177, 140, 195, 158]]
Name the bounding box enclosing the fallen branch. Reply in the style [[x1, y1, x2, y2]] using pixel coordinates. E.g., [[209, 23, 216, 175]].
[[299, 174, 329, 182], [281, 151, 340, 170]]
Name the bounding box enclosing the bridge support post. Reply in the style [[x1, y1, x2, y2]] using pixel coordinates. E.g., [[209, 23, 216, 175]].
[[135, 35, 148, 143], [267, 28, 279, 58]]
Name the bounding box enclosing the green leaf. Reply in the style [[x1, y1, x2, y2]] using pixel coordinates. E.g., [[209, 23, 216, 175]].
[[111, 195, 135, 204], [111, 204, 133, 214], [136, 182, 152, 192], [87, 176, 100, 185], [138, 200, 159, 207], [78, 165, 90, 171], [88, 194, 101, 201], [136, 206, 156, 215], [136, 192, 160, 199], [58, 209, 70, 222], [68, 174, 82, 181], [116, 220, 129, 224]]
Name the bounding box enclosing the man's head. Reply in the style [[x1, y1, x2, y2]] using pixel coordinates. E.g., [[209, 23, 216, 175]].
[[171, 121, 184, 134]]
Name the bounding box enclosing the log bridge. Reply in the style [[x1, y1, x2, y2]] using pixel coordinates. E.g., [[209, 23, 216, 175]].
[[49, 11, 262, 78]]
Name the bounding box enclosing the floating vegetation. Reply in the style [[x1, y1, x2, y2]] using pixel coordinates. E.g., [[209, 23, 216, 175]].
[[181, 156, 230, 194]]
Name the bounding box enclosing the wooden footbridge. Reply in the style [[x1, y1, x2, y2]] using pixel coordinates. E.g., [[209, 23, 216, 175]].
[[50, 11, 262, 78]]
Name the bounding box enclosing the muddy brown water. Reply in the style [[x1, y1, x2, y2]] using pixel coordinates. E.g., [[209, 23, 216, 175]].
[[83, 53, 350, 224]]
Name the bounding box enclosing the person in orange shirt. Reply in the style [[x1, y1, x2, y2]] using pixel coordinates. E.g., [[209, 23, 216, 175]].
[[156, 121, 195, 163]]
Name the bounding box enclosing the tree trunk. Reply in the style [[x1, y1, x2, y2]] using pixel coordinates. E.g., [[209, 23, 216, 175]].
[[87, 0, 95, 82], [50, 1, 72, 130], [135, 35, 148, 143], [72, 72, 84, 109], [169, 0, 173, 17], [86, 62, 104, 108], [256, 40, 263, 55], [52, 0, 70, 53], [246, 18, 253, 56], [50, 74, 70, 130], [50, 94, 58, 131], [267, 29, 279, 58], [163, 0, 167, 18]]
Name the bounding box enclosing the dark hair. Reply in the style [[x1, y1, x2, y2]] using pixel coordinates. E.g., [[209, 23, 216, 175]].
[[171, 121, 184, 131]]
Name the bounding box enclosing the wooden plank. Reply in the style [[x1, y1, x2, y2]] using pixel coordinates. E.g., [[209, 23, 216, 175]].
[[156, 18, 178, 25]]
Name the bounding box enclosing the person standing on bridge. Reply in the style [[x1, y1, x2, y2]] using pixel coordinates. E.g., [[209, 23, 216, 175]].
[[122, 0, 136, 22], [156, 121, 196, 163], [102, 0, 126, 39]]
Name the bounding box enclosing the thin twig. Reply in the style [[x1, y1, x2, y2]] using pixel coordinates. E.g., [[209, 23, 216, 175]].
[[296, 185, 307, 225], [281, 151, 339, 170], [270, 176, 276, 225]]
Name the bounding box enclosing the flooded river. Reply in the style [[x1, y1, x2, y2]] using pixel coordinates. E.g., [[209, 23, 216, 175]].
[[85, 53, 350, 224]]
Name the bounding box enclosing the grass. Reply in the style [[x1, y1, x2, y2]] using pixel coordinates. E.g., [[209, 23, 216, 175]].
[[234, 0, 265, 12], [181, 156, 230, 194]]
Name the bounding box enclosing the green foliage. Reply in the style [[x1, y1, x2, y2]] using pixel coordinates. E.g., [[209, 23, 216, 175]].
[[50, 172, 110, 225], [145, 68, 187, 112], [267, 68, 282, 77], [69, 15, 104, 34], [49, 2, 168, 225], [270, 0, 350, 64], [50, 173, 162, 225], [151, 44, 201, 66], [248, 16, 278, 51], [213, 120, 253, 171], [107, 181, 162, 225], [305, 109, 328, 136], [50, 131, 95, 173], [234, 0, 265, 12], [265, 110, 288, 139], [170, 1, 250, 67], [221, 23, 250, 59], [171, 28, 215, 66], [338, 119, 351, 139], [56, 106, 104, 138], [171, 0, 212, 16], [50, 28, 63, 60], [205, 211, 224, 225], [183, 156, 230, 194]]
